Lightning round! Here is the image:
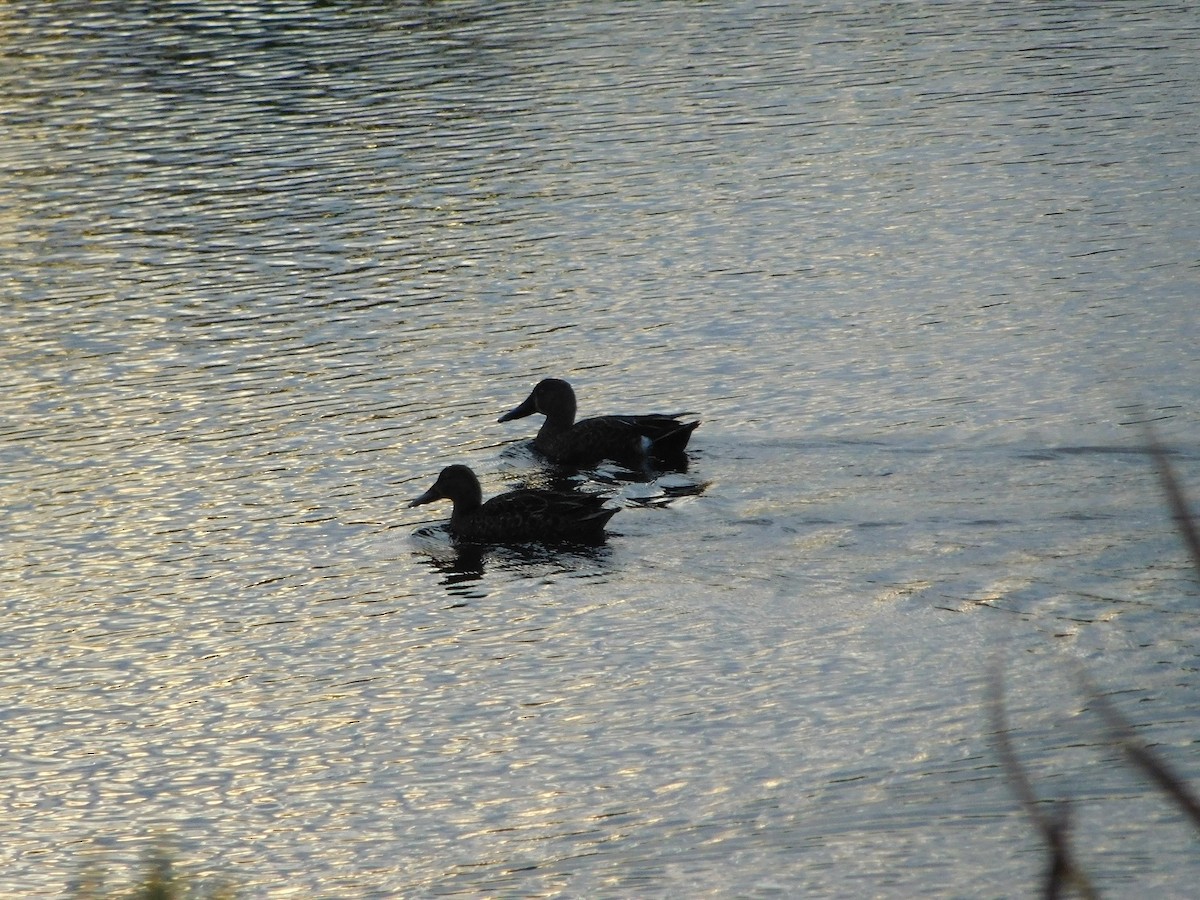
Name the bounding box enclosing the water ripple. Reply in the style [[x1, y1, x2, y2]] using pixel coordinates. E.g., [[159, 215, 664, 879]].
[[2, 1, 1199, 895]]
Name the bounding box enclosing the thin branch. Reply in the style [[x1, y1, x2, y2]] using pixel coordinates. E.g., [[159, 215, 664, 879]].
[[1078, 671, 1200, 833], [1143, 423, 1200, 580], [987, 660, 1099, 899]]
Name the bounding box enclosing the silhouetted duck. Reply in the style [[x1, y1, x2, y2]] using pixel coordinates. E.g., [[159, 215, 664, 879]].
[[409, 464, 617, 544], [498, 378, 700, 466]]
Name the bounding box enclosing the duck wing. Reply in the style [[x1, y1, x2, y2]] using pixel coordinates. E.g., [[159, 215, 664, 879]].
[[611, 414, 698, 445], [484, 488, 612, 520], [583, 414, 700, 458], [464, 488, 617, 542], [532, 414, 700, 466]]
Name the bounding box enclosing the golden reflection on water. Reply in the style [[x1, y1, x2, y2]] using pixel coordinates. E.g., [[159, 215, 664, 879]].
[[3, 0, 1200, 895]]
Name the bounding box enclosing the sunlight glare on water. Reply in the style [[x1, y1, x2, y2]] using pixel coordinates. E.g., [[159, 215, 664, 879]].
[[2, 1, 1199, 895]]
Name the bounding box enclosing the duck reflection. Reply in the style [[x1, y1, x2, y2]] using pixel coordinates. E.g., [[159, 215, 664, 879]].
[[410, 528, 487, 601], [410, 524, 615, 599], [497, 443, 708, 507]]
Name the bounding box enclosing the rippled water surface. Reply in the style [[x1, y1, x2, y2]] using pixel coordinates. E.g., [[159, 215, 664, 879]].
[[3, 1, 1199, 895]]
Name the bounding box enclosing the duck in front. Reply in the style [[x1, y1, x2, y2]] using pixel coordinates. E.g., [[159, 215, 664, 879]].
[[409, 464, 617, 544]]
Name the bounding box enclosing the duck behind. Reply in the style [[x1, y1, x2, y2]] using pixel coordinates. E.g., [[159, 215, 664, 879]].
[[498, 378, 699, 467], [410, 464, 617, 544]]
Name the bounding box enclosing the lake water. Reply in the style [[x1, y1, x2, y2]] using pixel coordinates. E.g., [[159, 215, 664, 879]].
[[2, 1, 1199, 896]]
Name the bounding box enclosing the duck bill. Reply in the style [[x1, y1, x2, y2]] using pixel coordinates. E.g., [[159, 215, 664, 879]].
[[408, 487, 442, 508], [498, 393, 537, 423]]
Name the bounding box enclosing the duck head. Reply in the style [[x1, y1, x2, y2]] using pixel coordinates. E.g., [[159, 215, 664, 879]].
[[409, 465, 484, 510], [498, 378, 577, 427]]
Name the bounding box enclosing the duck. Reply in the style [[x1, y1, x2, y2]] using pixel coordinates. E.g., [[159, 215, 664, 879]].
[[409, 464, 617, 543], [498, 378, 699, 467]]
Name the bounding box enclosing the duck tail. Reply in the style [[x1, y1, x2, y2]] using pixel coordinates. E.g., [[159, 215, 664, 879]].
[[651, 419, 700, 455]]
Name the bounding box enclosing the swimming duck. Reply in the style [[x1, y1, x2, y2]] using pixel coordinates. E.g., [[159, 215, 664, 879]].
[[498, 378, 699, 466], [409, 464, 617, 543]]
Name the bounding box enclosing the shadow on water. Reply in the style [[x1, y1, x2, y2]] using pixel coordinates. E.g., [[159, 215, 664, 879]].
[[410, 524, 616, 601]]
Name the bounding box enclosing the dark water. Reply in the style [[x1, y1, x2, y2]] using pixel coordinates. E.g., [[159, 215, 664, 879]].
[[3, 2, 1199, 895]]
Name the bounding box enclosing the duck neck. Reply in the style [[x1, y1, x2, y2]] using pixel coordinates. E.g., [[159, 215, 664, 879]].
[[542, 396, 576, 431], [450, 486, 483, 518]]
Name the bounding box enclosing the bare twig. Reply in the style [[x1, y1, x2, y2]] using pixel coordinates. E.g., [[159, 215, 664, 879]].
[[1142, 423, 1200, 580], [1077, 670, 1200, 833], [987, 660, 1099, 899]]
